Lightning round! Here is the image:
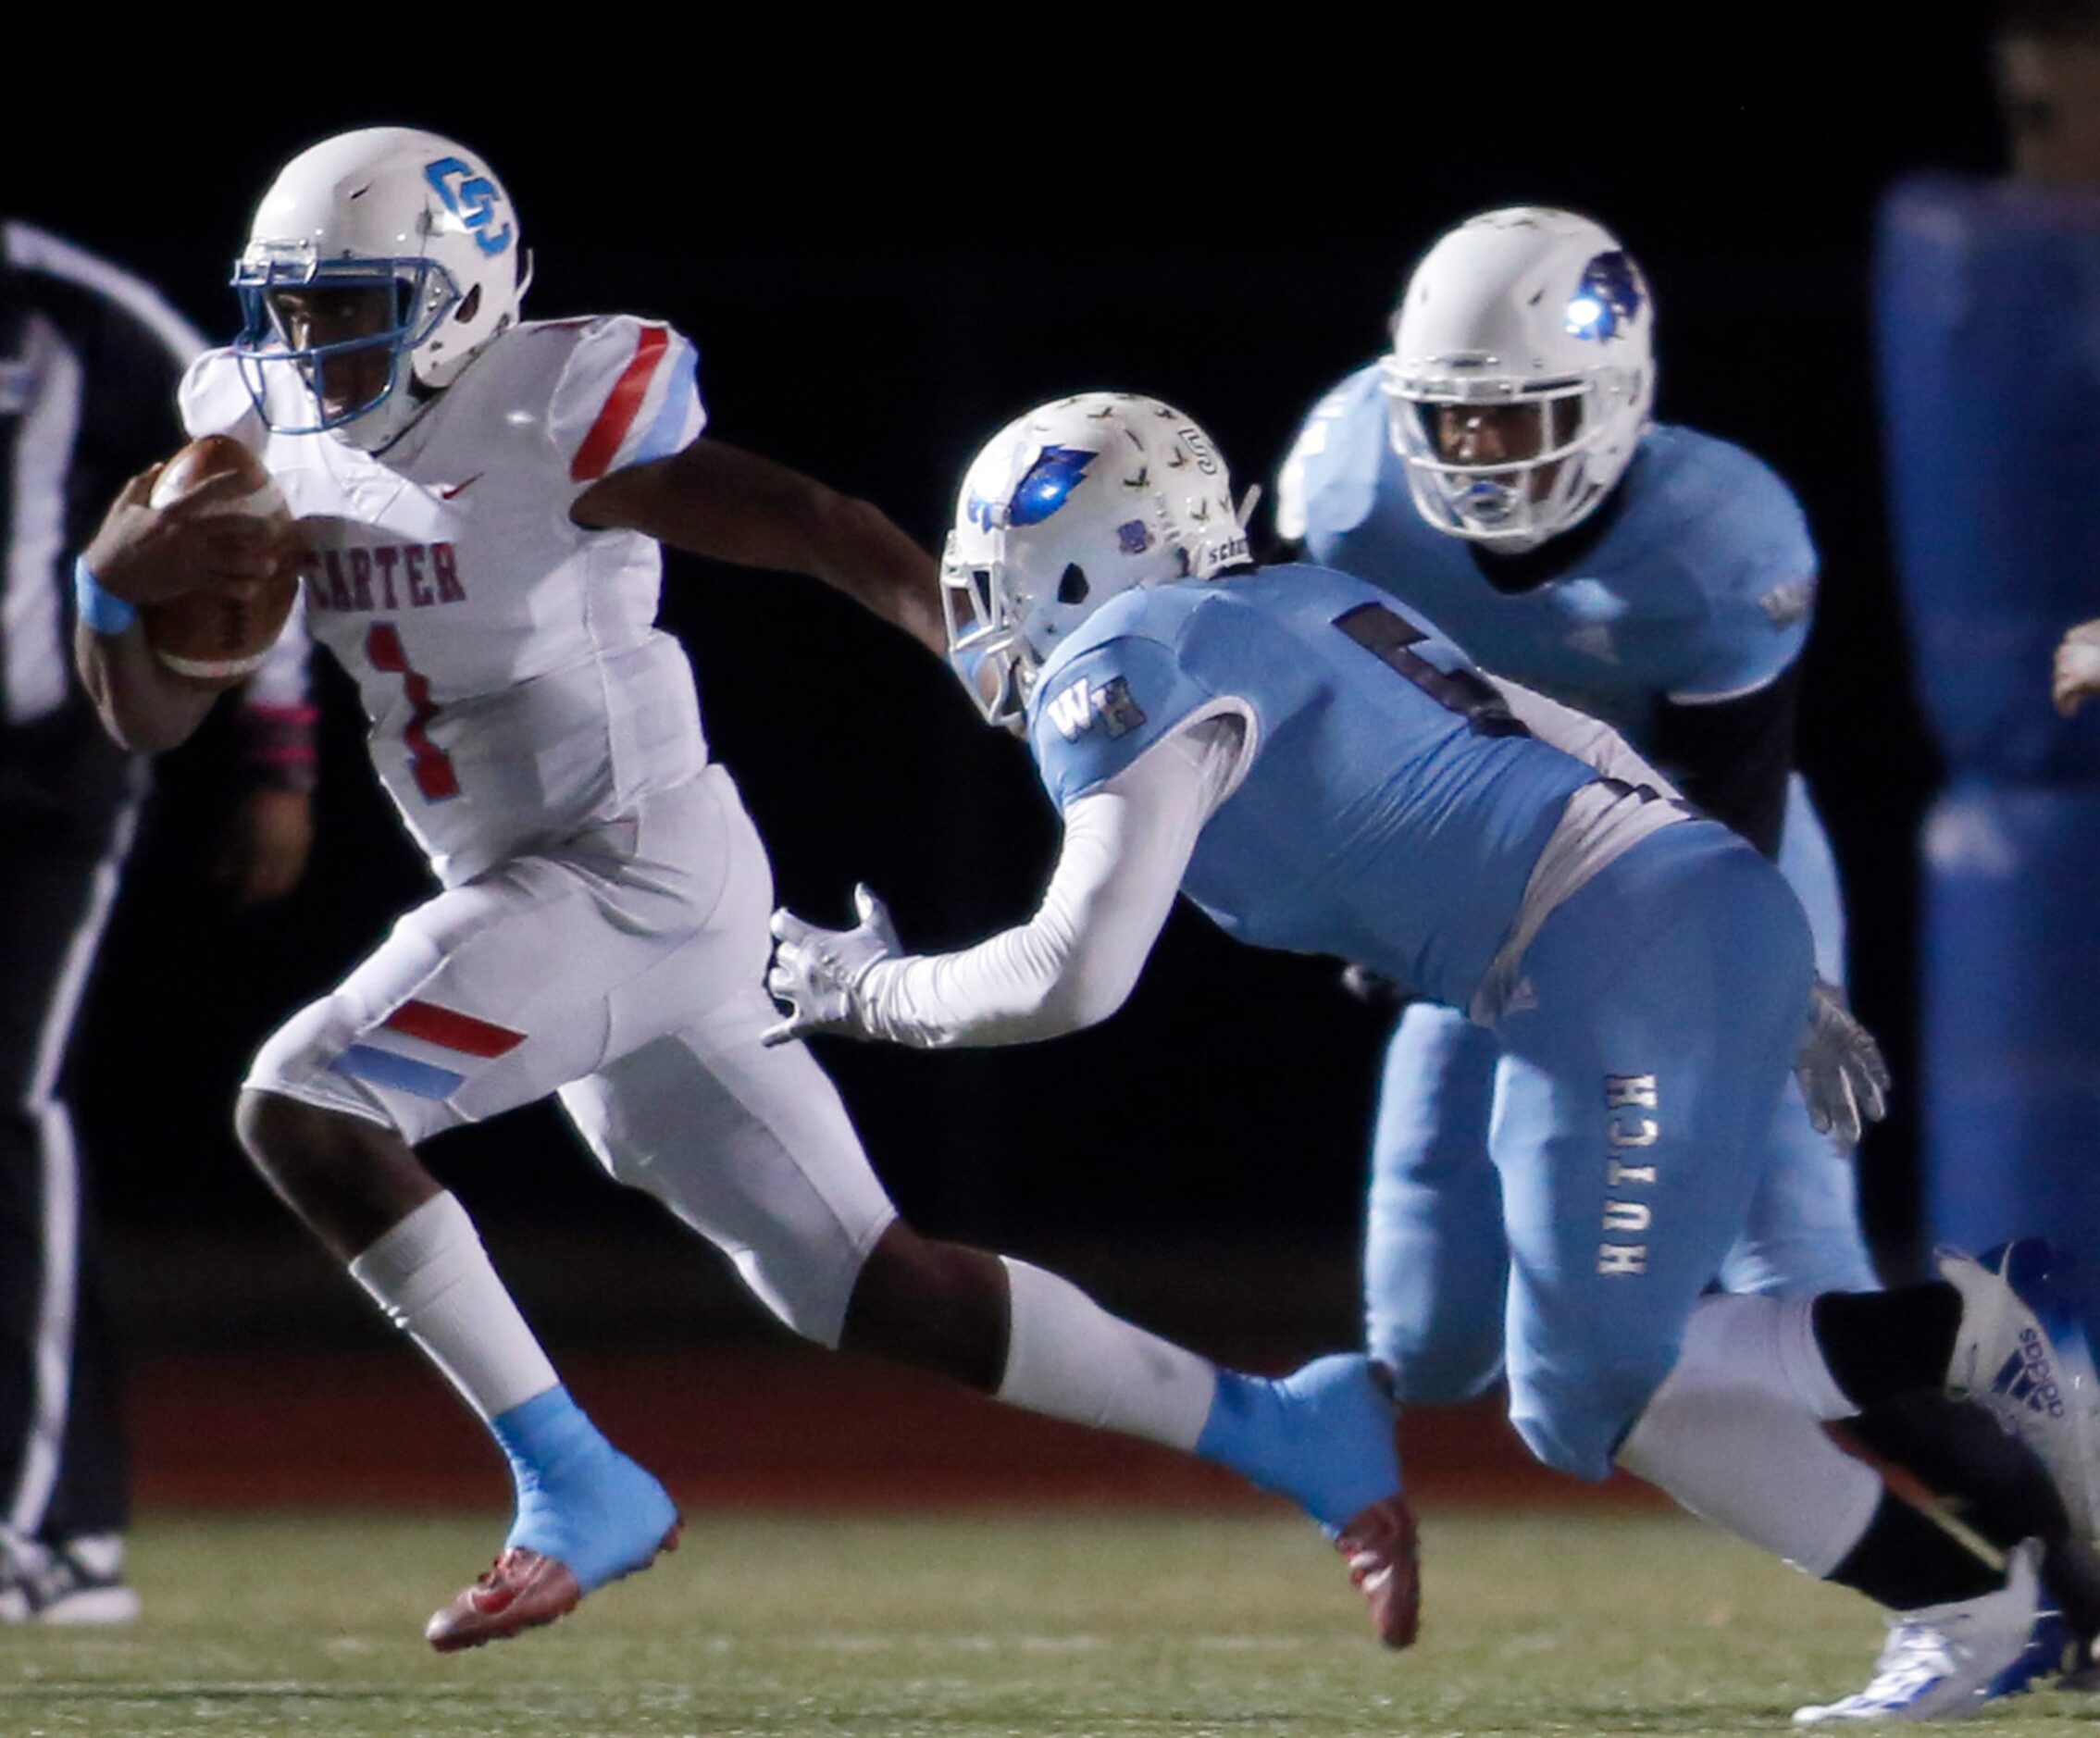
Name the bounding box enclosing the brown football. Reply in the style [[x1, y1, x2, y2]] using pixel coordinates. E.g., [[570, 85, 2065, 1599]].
[[142, 436, 299, 689]]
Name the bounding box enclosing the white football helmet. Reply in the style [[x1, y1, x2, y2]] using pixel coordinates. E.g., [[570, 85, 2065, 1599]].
[[231, 127, 533, 453], [1384, 206, 1655, 552], [941, 392, 1249, 730]]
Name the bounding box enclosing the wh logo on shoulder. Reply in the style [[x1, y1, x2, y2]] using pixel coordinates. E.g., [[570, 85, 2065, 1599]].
[[1047, 676, 1147, 741]]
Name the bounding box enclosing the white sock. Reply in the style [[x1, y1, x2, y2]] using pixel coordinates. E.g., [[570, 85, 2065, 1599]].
[[995, 1258, 1217, 1450], [348, 1192, 559, 1422], [1618, 1294, 1880, 1578]]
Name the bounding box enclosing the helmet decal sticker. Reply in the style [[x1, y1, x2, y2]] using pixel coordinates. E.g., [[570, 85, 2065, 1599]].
[[1566, 252, 1644, 342], [1009, 446, 1096, 526]]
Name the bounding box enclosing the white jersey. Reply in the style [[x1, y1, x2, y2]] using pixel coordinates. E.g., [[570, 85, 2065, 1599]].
[[180, 316, 707, 884]]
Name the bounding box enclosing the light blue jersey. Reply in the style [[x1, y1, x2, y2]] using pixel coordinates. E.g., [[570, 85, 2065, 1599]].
[[1026, 564, 1592, 1015], [1281, 364, 1816, 738], [1021, 560, 1814, 1480]]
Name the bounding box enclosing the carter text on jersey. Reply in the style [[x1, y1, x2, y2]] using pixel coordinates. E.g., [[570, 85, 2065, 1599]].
[[301, 542, 467, 614]]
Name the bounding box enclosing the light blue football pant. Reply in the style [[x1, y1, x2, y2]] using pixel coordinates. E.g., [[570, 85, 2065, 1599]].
[[1367, 818, 1817, 1481], [1363, 777, 1870, 1411]]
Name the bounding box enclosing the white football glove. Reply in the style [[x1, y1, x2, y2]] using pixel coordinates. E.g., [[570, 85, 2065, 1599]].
[[1795, 981, 1892, 1148], [764, 883, 902, 1047]]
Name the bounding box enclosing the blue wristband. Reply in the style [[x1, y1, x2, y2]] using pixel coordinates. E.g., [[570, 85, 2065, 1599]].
[[74, 557, 138, 636]]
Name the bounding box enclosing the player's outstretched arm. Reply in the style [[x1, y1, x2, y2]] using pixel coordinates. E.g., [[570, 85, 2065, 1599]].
[[573, 438, 944, 655], [73, 465, 284, 752], [2054, 618, 2100, 716], [764, 784, 1177, 1049], [765, 724, 1227, 1049]]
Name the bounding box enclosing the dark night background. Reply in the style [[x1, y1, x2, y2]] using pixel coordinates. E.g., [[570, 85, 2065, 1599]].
[[0, 11, 2017, 1351]]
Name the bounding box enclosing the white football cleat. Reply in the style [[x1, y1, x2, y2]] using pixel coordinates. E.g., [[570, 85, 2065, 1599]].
[[1940, 1240, 2100, 1546], [1793, 1539, 2061, 1723]]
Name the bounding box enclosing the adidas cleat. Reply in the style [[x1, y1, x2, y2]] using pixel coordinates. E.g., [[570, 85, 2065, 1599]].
[[1941, 1239, 2100, 1547], [1794, 1538, 2060, 1722]]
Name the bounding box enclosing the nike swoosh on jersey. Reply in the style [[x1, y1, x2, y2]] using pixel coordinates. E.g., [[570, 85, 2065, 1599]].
[[438, 475, 484, 500]]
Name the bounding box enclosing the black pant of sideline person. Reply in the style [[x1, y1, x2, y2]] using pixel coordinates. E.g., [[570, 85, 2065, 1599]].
[[0, 715, 143, 1621]]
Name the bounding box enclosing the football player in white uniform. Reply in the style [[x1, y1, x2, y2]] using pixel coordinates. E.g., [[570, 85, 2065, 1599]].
[[68, 129, 1412, 1652]]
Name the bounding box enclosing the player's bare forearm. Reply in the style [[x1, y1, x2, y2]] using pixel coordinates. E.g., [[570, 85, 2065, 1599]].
[[804, 491, 946, 655], [74, 618, 218, 752], [576, 439, 945, 655]]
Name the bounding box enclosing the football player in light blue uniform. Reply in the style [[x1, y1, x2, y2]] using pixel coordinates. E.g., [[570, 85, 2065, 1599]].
[[764, 393, 2082, 1718], [1273, 215, 2100, 1702], [1275, 210, 1863, 1407]]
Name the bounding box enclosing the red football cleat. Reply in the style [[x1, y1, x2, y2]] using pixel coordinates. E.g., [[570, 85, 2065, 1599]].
[[1335, 1491, 1420, 1648], [425, 1522, 681, 1653]]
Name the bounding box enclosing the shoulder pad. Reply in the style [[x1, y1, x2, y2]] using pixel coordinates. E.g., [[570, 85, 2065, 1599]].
[[1643, 428, 1817, 701], [1029, 623, 1212, 810], [177, 348, 267, 445], [1275, 363, 1386, 545]]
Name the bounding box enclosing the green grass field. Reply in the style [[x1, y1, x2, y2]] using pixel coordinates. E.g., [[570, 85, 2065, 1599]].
[[0, 1508, 2088, 1736]]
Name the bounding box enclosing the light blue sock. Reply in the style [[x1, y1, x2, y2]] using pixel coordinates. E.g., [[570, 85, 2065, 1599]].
[[491, 1385, 601, 1484], [1195, 1354, 1401, 1533], [488, 1386, 677, 1591]]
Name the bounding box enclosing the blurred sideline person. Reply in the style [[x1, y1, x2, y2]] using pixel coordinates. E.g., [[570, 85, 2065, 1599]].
[[1994, 0, 2100, 189], [1274, 206, 2097, 1695], [2055, 623, 2100, 715], [74, 130, 1414, 1653], [2020, 7, 2100, 714], [0, 222, 316, 1622], [767, 392, 2099, 1721]]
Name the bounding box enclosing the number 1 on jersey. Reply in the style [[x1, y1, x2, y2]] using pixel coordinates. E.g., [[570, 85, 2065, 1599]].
[[365, 622, 461, 801]]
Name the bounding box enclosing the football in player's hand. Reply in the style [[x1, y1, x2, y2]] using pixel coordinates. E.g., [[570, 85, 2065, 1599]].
[[143, 435, 299, 689]]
